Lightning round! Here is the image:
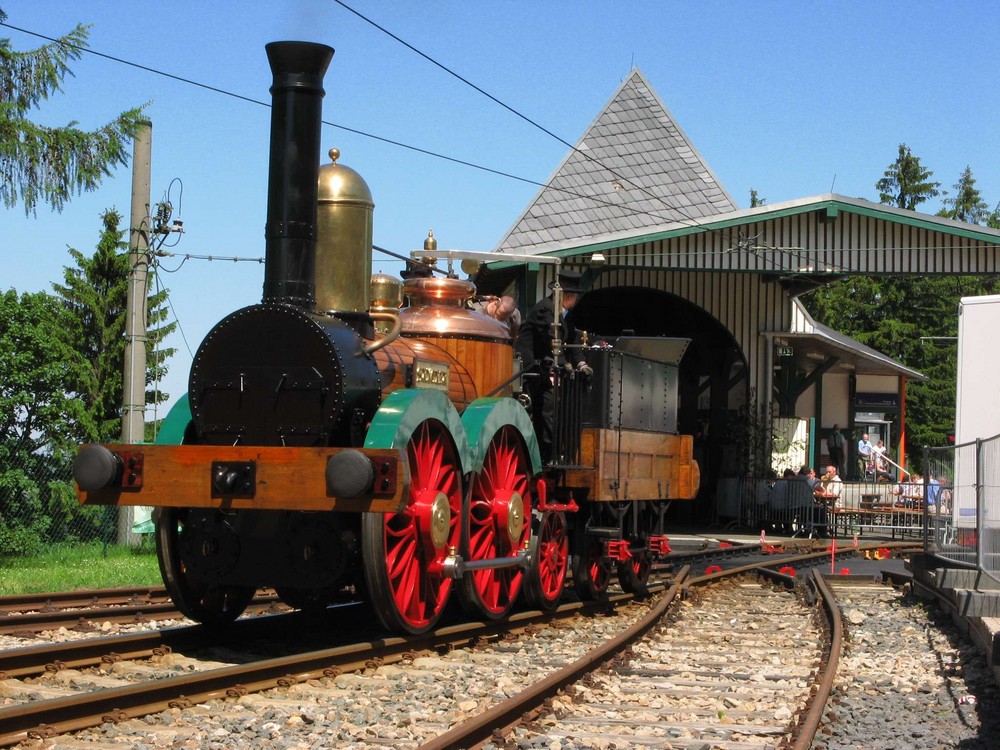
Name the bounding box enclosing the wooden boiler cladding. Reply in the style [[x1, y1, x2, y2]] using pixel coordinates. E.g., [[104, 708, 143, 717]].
[[372, 276, 515, 408]]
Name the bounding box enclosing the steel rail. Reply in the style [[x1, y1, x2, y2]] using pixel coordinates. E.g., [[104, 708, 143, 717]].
[[0, 595, 284, 636], [0, 606, 315, 679], [1, 542, 901, 675], [415, 566, 692, 750], [0, 588, 652, 747], [0, 586, 169, 614], [418, 545, 900, 750], [0, 542, 913, 746], [790, 570, 845, 750]]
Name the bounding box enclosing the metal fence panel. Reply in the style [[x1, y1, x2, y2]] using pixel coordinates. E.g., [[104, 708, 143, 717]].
[[0, 450, 121, 558]]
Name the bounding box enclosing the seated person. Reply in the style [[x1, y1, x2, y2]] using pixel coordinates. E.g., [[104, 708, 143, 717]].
[[798, 464, 820, 490], [893, 474, 923, 505], [926, 473, 951, 511], [872, 444, 892, 482], [818, 464, 843, 507], [787, 471, 822, 535]]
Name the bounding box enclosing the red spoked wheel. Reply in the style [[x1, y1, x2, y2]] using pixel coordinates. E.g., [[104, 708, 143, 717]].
[[155, 508, 255, 626], [617, 547, 652, 596], [522, 509, 568, 610], [362, 419, 462, 634], [460, 427, 532, 619], [573, 525, 612, 601]]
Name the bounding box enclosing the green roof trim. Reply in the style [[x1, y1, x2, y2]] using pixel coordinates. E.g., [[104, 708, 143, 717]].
[[483, 195, 1000, 266]]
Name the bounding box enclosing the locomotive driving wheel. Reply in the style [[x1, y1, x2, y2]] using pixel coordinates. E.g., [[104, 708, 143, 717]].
[[573, 523, 612, 601], [460, 427, 532, 619], [155, 508, 255, 626], [522, 509, 568, 610], [362, 419, 462, 634]]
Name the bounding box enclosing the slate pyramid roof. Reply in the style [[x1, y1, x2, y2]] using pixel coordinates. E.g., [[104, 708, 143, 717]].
[[493, 68, 737, 254]]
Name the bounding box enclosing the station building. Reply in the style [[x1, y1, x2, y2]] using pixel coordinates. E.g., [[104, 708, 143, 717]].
[[475, 69, 1000, 522]]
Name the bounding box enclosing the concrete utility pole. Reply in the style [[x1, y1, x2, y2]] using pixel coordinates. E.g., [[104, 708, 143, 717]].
[[120, 120, 152, 544]]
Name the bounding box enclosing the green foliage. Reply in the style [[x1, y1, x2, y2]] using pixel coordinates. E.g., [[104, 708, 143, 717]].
[[0, 11, 147, 214], [0, 289, 85, 555], [51, 209, 176, 441], [989, 203, 1000, 230], [875, 144, 940, 210], [0, 289, 85, 451], [0, 207, 176, 557], [749, 189, 766, 208], [938, 166, 989, 224], [803, 275, 1000, 465], [0, 542, 161, 594]]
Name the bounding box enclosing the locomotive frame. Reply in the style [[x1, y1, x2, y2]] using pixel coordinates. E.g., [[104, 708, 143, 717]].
[[73, 40, 700, 635]]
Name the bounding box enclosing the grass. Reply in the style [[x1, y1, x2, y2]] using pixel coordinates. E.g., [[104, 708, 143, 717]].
[[0, 542, 163, 596]]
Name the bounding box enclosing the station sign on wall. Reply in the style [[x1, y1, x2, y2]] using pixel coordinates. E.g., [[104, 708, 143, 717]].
[[855, 392, 899, 408]]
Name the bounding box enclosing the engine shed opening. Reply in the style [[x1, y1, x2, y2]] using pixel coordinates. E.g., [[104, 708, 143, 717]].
[[571, 286, 747, 524]]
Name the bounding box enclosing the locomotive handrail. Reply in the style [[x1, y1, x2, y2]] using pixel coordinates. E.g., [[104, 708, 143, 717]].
[[483, 368, 527, 398], [361, 311, 402, 356]]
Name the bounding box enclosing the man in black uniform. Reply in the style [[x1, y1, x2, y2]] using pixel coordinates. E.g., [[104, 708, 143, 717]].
[[515, 269, 591, 463]]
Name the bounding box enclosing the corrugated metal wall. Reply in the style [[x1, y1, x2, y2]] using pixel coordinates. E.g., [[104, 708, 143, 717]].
[[530, 206, 1000, 406], [533, 264, 789, 412]]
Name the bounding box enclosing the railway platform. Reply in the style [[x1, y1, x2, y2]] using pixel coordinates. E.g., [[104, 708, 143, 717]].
[[910, 553, 1000, 688]]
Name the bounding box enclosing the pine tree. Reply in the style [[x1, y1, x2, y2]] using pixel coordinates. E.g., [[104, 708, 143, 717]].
[[989, 203, 1000, 230], [51, 209, 176, 442], [875, 144, 940, 210], [0, 9, 146, 215], [939, 166, 989, 224]]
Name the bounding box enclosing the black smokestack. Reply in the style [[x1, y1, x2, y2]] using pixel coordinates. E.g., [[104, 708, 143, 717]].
[[263, 41, 334, 307]]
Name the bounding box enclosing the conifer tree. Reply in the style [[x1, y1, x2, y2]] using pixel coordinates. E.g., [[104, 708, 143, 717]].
[[939, 166, 989, 224], [0, 9, 146, 215], [51, 209, 175, 442], [875, 144, 940, 210]]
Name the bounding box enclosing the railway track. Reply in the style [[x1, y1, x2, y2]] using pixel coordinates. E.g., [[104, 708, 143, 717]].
[[0, 541, 911, 748], [0, 539, 790, 638], [0, 590, 288, 637], [423, 567, 837, 750]]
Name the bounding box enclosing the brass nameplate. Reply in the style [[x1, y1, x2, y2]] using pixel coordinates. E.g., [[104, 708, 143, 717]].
[[412, 359, 450, 391]]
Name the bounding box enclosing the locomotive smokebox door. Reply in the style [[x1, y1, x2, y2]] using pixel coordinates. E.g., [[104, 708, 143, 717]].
[[189, 305, 380, 447]]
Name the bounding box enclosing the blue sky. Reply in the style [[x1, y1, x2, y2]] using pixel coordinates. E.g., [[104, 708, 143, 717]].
[[3, 1, 999, 416]]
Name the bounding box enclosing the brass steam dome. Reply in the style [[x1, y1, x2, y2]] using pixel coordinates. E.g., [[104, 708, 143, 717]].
[[317, 148, 373, 205], [315, 148, 375, 314]]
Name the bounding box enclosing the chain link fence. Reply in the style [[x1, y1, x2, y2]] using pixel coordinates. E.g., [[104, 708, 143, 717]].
[[925, 433, 1000, 582], [0, 447, 135, 558]]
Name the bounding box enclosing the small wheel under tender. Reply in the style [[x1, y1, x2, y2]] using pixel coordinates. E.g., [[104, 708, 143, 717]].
[[362, 418, 463, 635], [522, 509, 568, 610], [155, 507, 255, 626], [573, 524, 612, 601], [459, 426, 532, 619], [617, 547, 652, 596]]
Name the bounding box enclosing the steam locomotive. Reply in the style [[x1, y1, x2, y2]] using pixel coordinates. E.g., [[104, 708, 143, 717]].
[[73, 41, 700, 635]]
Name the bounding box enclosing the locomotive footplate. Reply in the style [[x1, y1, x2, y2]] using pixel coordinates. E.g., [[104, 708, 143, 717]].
[[74, 444, 409, 513]]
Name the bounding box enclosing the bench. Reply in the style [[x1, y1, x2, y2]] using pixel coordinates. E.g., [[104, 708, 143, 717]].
[[830, 504, 925, 539]]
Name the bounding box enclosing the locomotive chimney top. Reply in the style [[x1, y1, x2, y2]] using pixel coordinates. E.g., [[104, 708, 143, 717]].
[[262, 41, 334, 308]]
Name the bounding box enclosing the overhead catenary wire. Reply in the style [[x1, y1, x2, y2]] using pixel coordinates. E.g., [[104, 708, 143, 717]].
[[330, 0, 730, 234], [0, 19, 702, 231], [8, 18, 993, 281]]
